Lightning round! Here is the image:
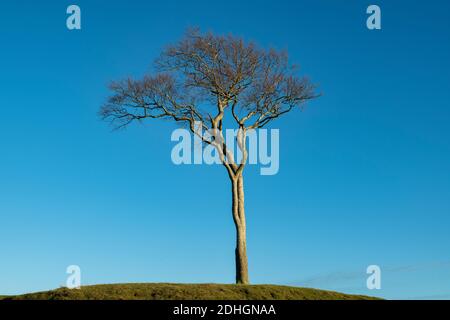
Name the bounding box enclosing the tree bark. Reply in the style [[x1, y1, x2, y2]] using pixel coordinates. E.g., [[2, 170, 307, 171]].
[[231, 174, 249, 284]]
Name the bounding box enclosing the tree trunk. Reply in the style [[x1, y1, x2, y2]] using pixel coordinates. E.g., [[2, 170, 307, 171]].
[[231, 175, 249, 284]]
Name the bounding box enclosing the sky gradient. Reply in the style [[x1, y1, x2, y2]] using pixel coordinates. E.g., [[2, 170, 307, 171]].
[[1, 1, 450, 299]]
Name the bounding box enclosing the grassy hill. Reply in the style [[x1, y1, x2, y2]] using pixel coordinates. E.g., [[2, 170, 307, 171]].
[[1, 283, 379, 300]]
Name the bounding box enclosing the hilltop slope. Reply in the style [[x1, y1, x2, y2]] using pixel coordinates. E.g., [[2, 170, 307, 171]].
[[2, 283, 380, 300]]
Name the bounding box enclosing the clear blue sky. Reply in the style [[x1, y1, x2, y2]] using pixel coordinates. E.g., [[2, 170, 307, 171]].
[[1, 1, 449, 299]]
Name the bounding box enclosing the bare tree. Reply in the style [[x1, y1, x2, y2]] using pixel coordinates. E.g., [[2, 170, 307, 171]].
[[100, 29, 317, 284]]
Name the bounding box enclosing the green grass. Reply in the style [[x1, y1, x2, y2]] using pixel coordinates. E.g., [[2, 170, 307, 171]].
[[1, 283, 380, 300]]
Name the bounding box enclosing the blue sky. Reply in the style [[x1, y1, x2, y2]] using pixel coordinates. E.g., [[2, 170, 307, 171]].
[[0, 1, 449, 299]]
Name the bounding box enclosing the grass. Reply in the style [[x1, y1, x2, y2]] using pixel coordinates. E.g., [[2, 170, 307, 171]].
[[1, 283, 380, 300]]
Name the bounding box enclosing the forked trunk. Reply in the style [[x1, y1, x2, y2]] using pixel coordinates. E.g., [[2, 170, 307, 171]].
[[231, 175, 249, 284]]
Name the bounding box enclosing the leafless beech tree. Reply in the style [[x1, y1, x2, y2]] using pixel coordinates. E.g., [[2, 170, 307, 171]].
[[100, 29, 317, 284]]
